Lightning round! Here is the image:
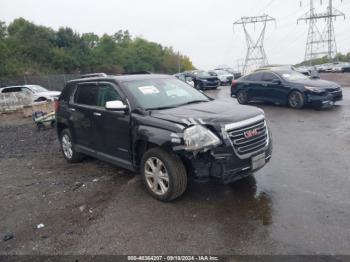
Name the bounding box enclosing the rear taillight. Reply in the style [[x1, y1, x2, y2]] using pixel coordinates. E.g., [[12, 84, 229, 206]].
[[54, 100, 59, 112], [231, 80, 237, 87]]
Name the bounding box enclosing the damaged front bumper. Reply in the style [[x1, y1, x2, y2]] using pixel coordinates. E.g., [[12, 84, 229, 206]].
[[186, 143, 272, 184], [307, 90, 343, 108], [182, 127, 273, 184]]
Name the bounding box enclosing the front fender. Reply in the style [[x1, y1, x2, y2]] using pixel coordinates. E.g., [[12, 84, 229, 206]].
[[134, 125, 180, 151]]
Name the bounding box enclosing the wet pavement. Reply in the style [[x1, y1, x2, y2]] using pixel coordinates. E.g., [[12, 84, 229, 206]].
[[1, 86, 350, 255]]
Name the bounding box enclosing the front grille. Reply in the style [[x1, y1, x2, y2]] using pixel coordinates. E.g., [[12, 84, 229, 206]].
[[226, 117, 268, 159]]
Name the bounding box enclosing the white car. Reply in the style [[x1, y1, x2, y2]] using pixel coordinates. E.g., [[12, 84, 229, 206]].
[[212, 70, 234, 85], [0, 85, 61, 103]]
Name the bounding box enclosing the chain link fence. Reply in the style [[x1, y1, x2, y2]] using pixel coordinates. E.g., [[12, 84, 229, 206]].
[[0, 74, 82, 91]]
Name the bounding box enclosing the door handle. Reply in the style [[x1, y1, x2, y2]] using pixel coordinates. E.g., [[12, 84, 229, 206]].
[[93, 112, 102, 117], [69, 108, 76, 112]]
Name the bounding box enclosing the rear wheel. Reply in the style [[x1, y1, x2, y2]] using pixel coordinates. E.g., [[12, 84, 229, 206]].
[[35, 97, 47, 102], [288, 91, 305, 109], [141, 148, 187, 201], [60, 129, 84, 163], [236, 90, 248, 104]]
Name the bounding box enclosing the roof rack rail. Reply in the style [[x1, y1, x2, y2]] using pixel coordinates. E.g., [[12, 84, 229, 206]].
[[80, 73, 107, 79], [123, 71, 152, 75]]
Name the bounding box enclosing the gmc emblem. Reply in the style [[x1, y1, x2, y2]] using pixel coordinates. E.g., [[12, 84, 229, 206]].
[[244, 128, 259, 139]]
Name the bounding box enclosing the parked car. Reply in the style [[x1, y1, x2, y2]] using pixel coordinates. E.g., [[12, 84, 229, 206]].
[[318, 63, 334, 73], [342, 63, 350, 73], [173, 73, 194, 86], [211, 70, 234, 85], [295, 66, 320, 78], [56, 74, 272, 201], [231, 70, 343, 109], [214, 67, 242, 79], [184, 70, 220, 90], [0, 85, 61, 103]]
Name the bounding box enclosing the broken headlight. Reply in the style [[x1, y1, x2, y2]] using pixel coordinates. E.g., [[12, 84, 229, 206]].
[[183, 125, 221, 152]]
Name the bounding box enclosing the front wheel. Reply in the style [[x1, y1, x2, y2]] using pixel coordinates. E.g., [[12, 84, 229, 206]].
[[236, 90, 248, 104], [141, 148, 187, 201], [288, 91, 305, 109]]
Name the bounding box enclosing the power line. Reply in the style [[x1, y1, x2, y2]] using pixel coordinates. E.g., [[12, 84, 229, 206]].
[[233, 14, 276, 74], [298, 0, 346, 63]]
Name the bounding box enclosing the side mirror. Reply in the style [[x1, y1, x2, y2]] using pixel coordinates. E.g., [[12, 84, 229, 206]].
[[105, 100, 127, 112], [272, 79, 281, 85]]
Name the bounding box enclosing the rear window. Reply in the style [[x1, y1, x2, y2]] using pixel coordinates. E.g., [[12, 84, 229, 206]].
[[75, 84, 99, 106]]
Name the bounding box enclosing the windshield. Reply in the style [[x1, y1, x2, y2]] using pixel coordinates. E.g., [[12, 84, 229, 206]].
[[193, 71, 211, 78], [215, 70, 229, 75], [122, 78, 210, 110], [27, 85, 48, 92], [280, 71, 309, 81]]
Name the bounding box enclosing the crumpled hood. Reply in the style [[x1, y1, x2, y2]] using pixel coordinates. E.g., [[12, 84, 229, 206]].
[[151, 100, 263, 129], [293, 79, 340, 89], [35, 91, 61, 97]]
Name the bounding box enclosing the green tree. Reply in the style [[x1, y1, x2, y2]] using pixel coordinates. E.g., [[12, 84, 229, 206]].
[[0, 18, 196, 77]]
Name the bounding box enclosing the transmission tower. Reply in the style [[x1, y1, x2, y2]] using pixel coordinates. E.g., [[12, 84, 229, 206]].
[[298, 0, 345, 62], [234, 14, 276, 74]]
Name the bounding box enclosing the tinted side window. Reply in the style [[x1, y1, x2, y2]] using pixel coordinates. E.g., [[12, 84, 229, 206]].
[[2, 87, 22, 93], [262, 73, 279, 82], [97, 84, 121, 107], [247, 72, 264, 81], [75, 84, 98, 106]]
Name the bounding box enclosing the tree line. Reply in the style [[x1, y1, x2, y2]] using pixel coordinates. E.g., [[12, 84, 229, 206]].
[[0, 18, 195, 78], [298, 52, 350, 66]]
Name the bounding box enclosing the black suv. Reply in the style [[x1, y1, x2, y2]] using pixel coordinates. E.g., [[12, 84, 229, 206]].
[[56, 74, 272, 201]]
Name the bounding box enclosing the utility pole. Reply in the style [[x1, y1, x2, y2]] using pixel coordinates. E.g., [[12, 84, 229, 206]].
[[234, 14, 276, 74], [298, 0, 345, 62]]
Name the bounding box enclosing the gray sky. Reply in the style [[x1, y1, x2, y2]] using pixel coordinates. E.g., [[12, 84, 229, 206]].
[[1, 0, 350, 70]]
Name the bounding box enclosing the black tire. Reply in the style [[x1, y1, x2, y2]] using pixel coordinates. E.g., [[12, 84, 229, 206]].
[[60, 129, 84, 163], [236, 90, 248, 104], [288, 91, 305, 109], [141, 148, 187, 201]]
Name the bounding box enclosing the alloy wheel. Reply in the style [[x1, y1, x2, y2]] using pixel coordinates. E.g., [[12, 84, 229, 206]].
[[144, 157, 170, 196], [289, 92, 303, 108], [237, 91, 248, 104], [61, 134, 73, 159]]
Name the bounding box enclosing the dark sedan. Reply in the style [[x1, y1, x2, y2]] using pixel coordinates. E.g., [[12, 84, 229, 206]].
[[231, 70, 343, 109], [184, 70, 220, 90]]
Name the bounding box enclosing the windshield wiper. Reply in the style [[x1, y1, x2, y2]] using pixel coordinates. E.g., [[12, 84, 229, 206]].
[[147, 100, 209, 111], [147, 106, 177, 111], [177, 100, 209, 107]]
